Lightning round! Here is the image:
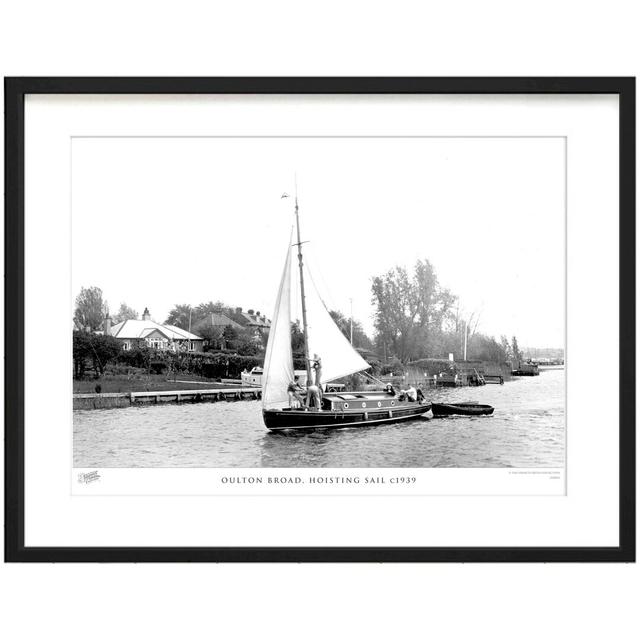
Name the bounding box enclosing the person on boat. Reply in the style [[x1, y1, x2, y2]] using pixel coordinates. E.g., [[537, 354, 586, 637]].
[[384, 383, 396, 396], [416, 385, 426, 403], [306, 383, 322, 411], [399, 385, 418, 402], [309, 353, 323, 399], [287, 376, 305, 409]]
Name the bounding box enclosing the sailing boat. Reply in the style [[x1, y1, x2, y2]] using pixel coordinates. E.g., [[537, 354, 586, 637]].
[[261, 193, 432, 431]]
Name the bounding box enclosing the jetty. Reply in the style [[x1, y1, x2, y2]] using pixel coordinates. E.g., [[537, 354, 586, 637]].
[[73, 386, 262, 410]]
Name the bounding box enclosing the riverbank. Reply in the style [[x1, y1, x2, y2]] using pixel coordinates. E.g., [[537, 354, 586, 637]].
[[73, 386, 262, 410], [73, 373, 232, 395], [73, 373, 258, 409]]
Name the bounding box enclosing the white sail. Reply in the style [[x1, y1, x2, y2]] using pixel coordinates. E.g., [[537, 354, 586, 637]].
[[305, 269, 371, 383], [262, 239, 294, 409]]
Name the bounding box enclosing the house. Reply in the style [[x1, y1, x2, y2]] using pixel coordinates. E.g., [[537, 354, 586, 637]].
[[208, 312, 244, 330], [237, 308, 271, 332], [104, 307, 204, 352], [193, 312, 245, 349], [225, 306, 271, 338], [232, 307, 271, 347], [193, 306, 272, 350]]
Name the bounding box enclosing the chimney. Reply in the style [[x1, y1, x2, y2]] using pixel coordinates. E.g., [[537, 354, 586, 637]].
[[103, 314, 112, 336], [142, 307, 151, 321]]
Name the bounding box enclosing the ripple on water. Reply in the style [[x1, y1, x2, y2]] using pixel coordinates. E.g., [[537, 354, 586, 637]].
[[74, 370, 565, 468]]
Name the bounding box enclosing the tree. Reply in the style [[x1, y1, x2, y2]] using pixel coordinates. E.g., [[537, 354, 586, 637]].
[[74, 286, 108, 331], [236, 327, 262, 356], [198, 324, 225, 350], [511, 336, 522, 364], [165, 304, 193, 330], [73, 331, 92, 378], [221, 324, 238, 350], [166, 301, 231, 331], [467, 333, 509, 362], [72, 331, 121, 378], [195, 301, 226, 320], [371, 259, 457, 363], [291, 320, 305, 354], [329, 310, 373, 350], [112, 302, 138, 323], [500, 335, 512, 360]]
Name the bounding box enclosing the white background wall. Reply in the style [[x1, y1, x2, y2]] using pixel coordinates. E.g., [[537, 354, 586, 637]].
[[1, 2, 638, 639]]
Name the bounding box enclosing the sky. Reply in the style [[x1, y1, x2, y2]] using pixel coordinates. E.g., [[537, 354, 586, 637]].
[[72, 136, 565, 348]]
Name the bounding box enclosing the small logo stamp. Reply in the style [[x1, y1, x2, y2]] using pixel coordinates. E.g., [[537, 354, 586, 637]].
[[77, 470, 101, 484]]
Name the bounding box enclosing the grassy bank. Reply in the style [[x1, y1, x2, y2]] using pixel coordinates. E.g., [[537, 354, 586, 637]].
[[73, 373, 233, 395]]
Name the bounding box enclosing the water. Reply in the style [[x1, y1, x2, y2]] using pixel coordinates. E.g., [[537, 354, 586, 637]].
[[74, 368, 565, 468]]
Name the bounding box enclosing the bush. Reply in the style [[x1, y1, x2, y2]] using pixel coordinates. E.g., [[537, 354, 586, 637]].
[[115, 347, 263, 379], [379, 358, 405, 376], [149, 361, 168, 375], [116, 346, 152, 369]]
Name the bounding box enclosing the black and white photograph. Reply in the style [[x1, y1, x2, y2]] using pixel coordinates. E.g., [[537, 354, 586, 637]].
[[7, 78, 632, 563], [72, 135, 565, 471]]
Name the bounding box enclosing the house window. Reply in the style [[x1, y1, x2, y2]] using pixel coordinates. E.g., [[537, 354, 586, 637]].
[[122, 341, 130, 351], [149, 339, 164, 350], [188, 341, 195, 351]]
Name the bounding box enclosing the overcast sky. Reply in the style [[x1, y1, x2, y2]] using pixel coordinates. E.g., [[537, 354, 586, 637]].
[[72, 136, 565, 347]]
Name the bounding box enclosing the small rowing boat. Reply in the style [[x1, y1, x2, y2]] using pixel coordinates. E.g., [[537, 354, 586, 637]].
[[431, 402, 494, 417]]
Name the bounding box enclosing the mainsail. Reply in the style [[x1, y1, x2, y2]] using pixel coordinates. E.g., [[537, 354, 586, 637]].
[[305, 267, 371, 383], [262, 239, 294, 409]]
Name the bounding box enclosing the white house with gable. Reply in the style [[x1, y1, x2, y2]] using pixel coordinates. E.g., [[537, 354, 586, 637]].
[[104, 307, 204, 352]]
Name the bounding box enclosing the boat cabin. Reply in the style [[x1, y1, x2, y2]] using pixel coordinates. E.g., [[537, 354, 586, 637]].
[[321, 392, 401, 412], [241, 366, 264, 386]]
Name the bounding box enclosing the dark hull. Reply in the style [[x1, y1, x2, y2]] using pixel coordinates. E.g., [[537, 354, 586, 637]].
[[263, 403, 431, 431], [431, 402, 494, 417]]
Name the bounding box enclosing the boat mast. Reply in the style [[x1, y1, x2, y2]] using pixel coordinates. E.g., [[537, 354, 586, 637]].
[[294, 183, 313, 386]]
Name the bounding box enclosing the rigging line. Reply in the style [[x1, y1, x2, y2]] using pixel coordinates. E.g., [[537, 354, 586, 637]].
[[304, 245, 339, 314], [304, 261, 336, 317], [360, 370, 386, 386]]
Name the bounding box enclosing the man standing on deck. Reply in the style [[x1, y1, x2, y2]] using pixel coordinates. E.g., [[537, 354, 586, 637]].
[[309, 353, 323, 399]]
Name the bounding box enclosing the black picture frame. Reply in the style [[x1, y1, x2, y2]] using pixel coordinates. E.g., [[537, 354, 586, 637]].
[[4, 77, 635, 563]]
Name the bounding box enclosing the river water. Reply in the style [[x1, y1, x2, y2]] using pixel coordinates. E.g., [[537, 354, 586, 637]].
[[74, 368, 565, 468]]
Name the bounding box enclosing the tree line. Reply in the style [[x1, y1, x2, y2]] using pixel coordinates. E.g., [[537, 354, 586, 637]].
[[74, 256, 524, 382], [371, 258, 523, 365]]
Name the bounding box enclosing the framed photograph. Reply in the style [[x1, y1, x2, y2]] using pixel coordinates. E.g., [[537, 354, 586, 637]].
[[5, 77, 635, 562]]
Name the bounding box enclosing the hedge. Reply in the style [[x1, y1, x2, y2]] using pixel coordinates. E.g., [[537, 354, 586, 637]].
[[115, 347, 263, 378]]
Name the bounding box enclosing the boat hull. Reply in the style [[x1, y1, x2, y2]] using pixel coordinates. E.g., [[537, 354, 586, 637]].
[[263, 403, 431, 431], [431, 402, 494, 417]]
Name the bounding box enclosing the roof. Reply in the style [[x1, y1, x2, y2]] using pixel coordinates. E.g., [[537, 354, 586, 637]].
[[109, 319, 202, 341], [209, 313, 244, 329], [239, 311, 271, 328]]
